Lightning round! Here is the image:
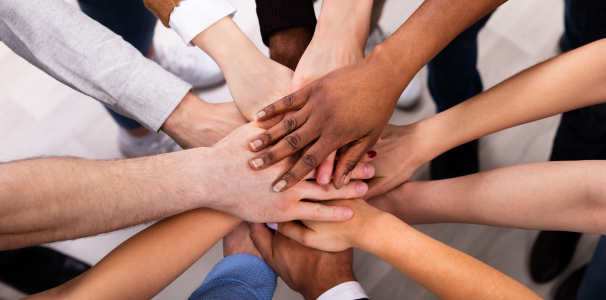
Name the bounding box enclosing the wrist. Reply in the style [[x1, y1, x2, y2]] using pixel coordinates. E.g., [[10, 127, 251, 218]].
[[161, 92, 212, 149], [353, 211, 394, 253], [269, 27, 314, 70], [302, 272, 356, 300], [192, 17, 266, 73], [178, 147, 221, 210], [315, 0, 372, 49]]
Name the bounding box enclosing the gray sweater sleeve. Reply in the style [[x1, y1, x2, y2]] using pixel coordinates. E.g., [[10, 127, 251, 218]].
[[0, 0, 193, 132]]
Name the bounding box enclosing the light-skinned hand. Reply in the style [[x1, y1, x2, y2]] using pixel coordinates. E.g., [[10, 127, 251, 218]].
[[275, 198, 387, 252], [200, 123, 373, 223]]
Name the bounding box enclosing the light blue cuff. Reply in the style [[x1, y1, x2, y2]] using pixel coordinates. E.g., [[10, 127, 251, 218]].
[[188, 254, 277, 300]]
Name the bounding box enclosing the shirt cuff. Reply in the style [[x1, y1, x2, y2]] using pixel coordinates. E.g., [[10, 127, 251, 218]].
[[317, 281, 368, 300], [169, 0, 237, 46]]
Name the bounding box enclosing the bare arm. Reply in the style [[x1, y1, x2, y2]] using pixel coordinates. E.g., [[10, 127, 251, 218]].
[[370, 161, 606, 235], [0, 149, 214, 250], [0, 123, 369, 250], [26, 209, 241, 300], [278, 199, 541, 300], [367, 38, 606, 197]]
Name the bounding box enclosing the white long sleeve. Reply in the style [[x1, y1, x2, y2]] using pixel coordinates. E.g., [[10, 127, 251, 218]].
[[169, 0, 237, 46]]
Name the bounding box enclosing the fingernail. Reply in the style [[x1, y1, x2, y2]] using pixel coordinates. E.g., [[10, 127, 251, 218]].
[[343, 208, 353, 219], [344, 173, 351, 185], [320, 173, 330, 184], [367, 151, 377, 158], [273, 180, 287, 192], [255, 111, 266, 120], [250, 139, 263, 150], [356, 182, 367, 194], [338, 174, 347, 189], [266, 222, 278, 230], [251, 158, 264, 168], [364, 164, 374, 176]]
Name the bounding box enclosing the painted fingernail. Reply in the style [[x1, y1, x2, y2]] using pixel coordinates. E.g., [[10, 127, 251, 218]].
[[364, 164, 374, 176], [343, 208, 353, 219], [266, 222, 278, 230], [320, 173, 330, 184], [338, 174, 347, 189], [367, 151, 377, 158], [356, 182, 367, 194], [250, 139, 263, 150], [254, 111, 266, 120], [251, 158, 264, 168], [273, 180, 287, 192]]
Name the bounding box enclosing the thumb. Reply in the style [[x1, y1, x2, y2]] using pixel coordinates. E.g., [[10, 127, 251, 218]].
[[250, 223, 275, 261]]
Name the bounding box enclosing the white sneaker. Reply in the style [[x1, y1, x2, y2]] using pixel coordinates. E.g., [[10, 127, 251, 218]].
[[118, 128, 182, 158], [152, 43, 225, 88], [366, 26, 422, 110]]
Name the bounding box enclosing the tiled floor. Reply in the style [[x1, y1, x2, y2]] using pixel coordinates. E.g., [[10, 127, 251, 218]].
[[0, 0, 599, 299]]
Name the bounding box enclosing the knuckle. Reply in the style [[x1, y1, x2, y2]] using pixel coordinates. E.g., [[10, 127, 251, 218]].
[[321, 111, 333, 123], [261, 132, 273, 144], [282, 117, 298, 132], [266, 104, 276, 115], [344, 160, 358, 172], [311, 205, 323, 219], [282, 171, 298, 184], [283, 94, 295, 107], [263, 151, 277, 164], [301, 153, 319, 169], [284, 133, 302, 150]]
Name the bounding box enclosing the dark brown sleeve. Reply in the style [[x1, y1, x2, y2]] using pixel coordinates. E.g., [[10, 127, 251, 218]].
[[255, 0, 317, 46], [144, 0, 181, 27]]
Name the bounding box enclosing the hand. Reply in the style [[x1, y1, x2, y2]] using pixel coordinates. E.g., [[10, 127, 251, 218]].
[[364, 124, 428, 198], [223, 222, 263, 259], [161, 92, 248, 148], [191, 17, 294, 122], [223, 56, 293, 122], [276, 198, 388, 252], [201, 122, 374, 223], [250, 223, 356, 300], [248, 54, 409, 192]]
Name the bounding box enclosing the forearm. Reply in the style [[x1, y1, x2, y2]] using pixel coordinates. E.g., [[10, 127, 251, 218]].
[[28, 209, 241, 300], [398, 161, 606, 234], [411, 39, 606, 162], [314, 0, 373, 51], [192, 17, 268, 121], [0, 0, 191, 132], [0, 151, 213, 250], [367, 0, 506, 92], [361, 214, 540, 300]]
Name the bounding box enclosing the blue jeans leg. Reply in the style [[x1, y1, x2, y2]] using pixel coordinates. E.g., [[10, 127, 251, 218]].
[[77, 0, 158, 130], [578, 236, 606, 299]]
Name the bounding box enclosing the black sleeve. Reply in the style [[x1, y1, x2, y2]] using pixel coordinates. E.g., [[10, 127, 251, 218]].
[[255, 0, 317, 46]]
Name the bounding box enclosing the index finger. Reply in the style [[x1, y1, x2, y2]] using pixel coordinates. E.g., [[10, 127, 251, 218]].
[[254, 88, 310, 121]]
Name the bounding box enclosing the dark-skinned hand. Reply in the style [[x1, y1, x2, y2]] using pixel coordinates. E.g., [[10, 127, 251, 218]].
[[250, 223, 356, 300], [247, 56, 408, 193]]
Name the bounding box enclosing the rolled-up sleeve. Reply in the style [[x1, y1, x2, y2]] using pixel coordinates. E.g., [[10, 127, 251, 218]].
[[0, 0, 192, 132]]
